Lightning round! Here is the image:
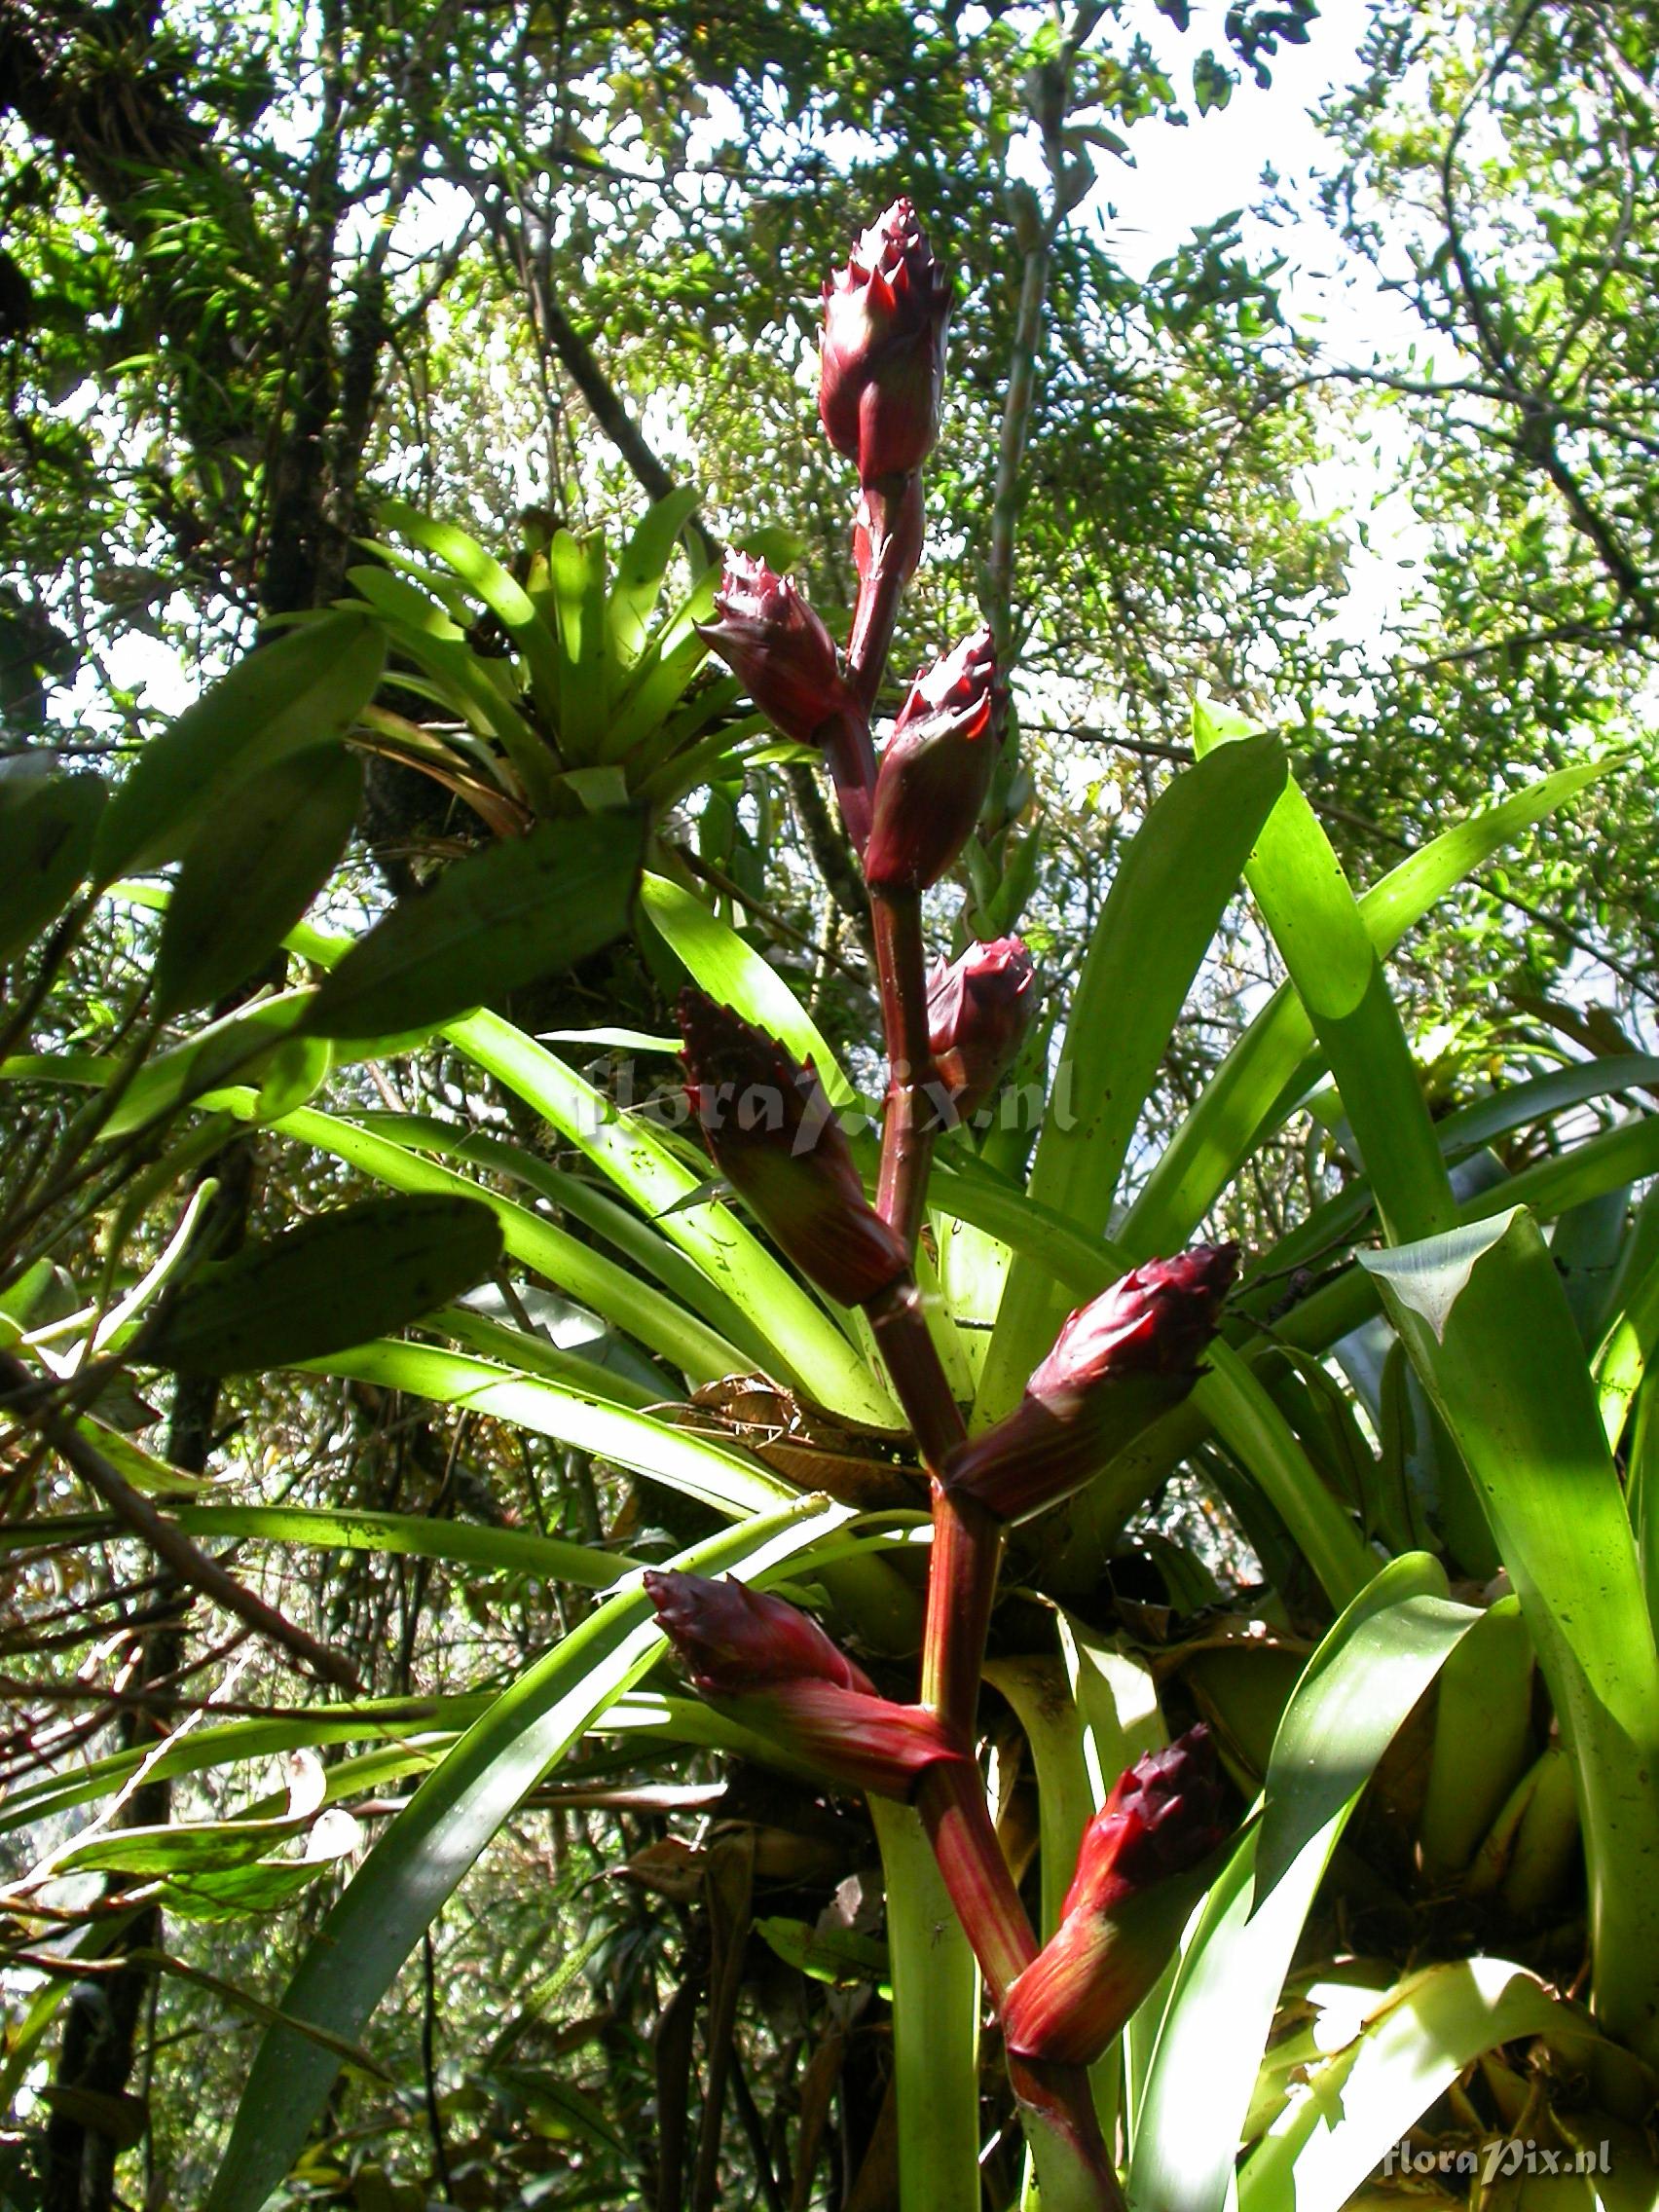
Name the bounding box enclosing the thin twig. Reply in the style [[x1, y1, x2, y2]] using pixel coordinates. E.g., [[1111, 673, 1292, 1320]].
[[0, 1353, 360, 1692]]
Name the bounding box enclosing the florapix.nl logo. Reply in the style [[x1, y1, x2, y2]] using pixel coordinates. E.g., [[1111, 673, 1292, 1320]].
[[1380, 2137, 1611, 2187]]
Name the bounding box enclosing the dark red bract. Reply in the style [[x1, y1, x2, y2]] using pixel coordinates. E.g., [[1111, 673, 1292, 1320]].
[[820, 198, 952, 485], [864, 627, 1001, 893], [643, 1569, 875, 1697], [677, 988, 909, 1309], [928, 936, 1037, 1117], [943, 1245, 1239, 1522], [697, 552, 851, 746], [1029, 1246, 1240, 1401], [1064, 1726, 1230, 1910], [645, 1569, 967, 1801]]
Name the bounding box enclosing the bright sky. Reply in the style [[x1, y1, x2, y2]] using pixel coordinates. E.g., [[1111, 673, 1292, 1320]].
[[1098, 0, 1452, 649]]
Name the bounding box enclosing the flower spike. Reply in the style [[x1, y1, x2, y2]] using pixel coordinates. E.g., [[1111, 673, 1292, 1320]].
[[1003, 1726, 1230, 2066]]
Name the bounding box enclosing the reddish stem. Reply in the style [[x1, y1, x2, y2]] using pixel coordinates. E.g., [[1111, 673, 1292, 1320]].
[[866, 1276, 966, 1468], [914, 1756, 1037, 2008], [871, 889, 940, 1251], [866, 1273, 1000, 1743], [922, 1480, 1003, 1740], [814, 701, 877, 855], [847, 472, 925, 715]]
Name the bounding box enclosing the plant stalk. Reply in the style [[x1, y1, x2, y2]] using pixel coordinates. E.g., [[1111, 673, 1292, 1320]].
[[912, 1762, 1124, 2206], [847, 471, 924, 716], [1009, 2053, 1128, 2212], [866, 1276, 966, 1468], [921, 1480, 1004, 1741], [871, 888, 939, 1250], [814, 701, 877, 857], [914, 1756, 1036, 2008]]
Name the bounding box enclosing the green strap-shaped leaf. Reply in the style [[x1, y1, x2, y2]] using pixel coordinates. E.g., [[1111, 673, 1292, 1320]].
[[94, 611, 386, 877], [1595, 1218, 1659, 1448], [433, 1302, 664, 1408], [203, 1493, 852, 2212], [442, 1009, 900, 1428], [274, 1104, 747, 1382], [984, 1638, 1158, 2156], [867, 1799, 981, 2212], [1253, 1052, 1659, 1294], [174, 1501, 641, 1588], [0, 771, 105, 960], [154, 745, 361, 1019], [144, 1196, 503, 1374], [346, 566, 556, 811], [297, 1338, 793, 1519], [1361, 1208, 1659, 2063], [0, 1693, 496, 1838], [602, 629, 712, 762], [981, 1657, 1100, 1940], [1253, 1554, 1478, 1906], [304, 807, 645, 1039], [1198, 721, 1455, 1245], [546, 526, 610, 762], [974, 733, 1287, 1424], [379, 500, 565, 721], [607, 487, 703, 674], [1235, 1958, 1638, 2212], [1124, 755, 1613, 1259], [352, 1112, 770, 1375]]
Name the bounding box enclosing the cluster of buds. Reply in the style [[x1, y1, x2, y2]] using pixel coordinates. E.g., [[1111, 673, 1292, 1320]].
[[1004, 1727, 1229, 2065], [645, 1569, 967, 1801], [928, 935, 1038, 1119], [677, 987, 908, 1309], [661, 198, 1239, 2193], [944, 1247, 1239, 1523], [698, 198, 996, 901]]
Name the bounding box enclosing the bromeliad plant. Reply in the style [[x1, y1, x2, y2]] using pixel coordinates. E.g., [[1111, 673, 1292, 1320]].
[[346, 490, 776, 835], [9, 190, 1659, 2211]]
